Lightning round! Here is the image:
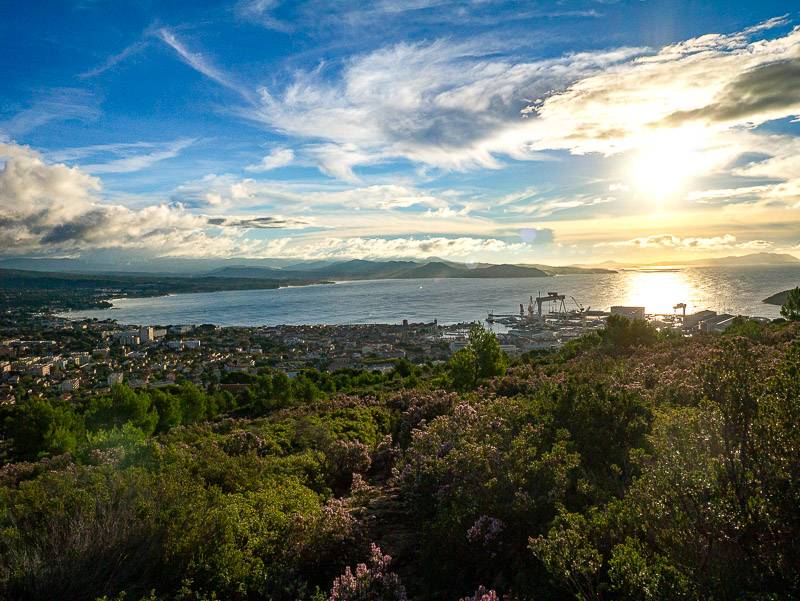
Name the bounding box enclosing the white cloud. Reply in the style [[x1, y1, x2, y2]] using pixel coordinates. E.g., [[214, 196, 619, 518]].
[[235, 0, 291, 32], [504, 194, 613, 218], [239, 18, 800, 183], [82, 138, 195, 174], [245, 147, 295, 172], [79, 40, 148, 79], [0, 142, 295, 257], [275, 235, 530, 260], [246, 39, 642, 178], [525, 19, 800, 155], [0, 89, 100, 137], [155, 28, 255, 102], [596, 233, 773, 251], [171, 175, 452, 212]]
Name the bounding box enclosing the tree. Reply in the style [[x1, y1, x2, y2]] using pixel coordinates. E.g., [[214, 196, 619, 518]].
[[448, 325, 506, 389], [600, 314, 658, 351], [469, 324, 506, 381], [449, 348, 476, 391], [780, 287, 800, 321], [151, 389, 182, 432], [86, 385, 158, 435]]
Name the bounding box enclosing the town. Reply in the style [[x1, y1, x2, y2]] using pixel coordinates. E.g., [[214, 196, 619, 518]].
[[0, 292, 773, 405]]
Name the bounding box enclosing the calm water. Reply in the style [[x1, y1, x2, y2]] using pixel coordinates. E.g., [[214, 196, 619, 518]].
[[64, 266, 800, 326]]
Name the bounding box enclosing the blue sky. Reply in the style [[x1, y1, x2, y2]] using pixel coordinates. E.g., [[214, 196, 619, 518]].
[[1, 0, 799, 264]]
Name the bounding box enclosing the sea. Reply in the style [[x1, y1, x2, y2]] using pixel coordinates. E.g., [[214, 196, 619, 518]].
[[62, 266, 800, 327]]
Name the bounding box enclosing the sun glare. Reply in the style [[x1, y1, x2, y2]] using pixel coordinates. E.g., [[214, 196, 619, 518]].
[[629, 129, 706, 203]]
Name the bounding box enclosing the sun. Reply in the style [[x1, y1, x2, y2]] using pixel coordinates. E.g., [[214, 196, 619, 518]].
[[628, 129, 706, 203]]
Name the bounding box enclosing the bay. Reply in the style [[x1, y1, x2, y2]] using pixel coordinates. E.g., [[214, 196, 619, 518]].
[[63, 266, 800, 326]]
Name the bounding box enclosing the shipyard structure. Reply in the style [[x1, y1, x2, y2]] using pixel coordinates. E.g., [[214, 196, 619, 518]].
[[479, 290, 769, 354]]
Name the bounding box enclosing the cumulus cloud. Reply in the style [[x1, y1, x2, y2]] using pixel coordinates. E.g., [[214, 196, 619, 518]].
[[245, 147, 294, 172], [0, 142, 295, 257], [526, 19, 800, 155], [597, 233, 773, 251]]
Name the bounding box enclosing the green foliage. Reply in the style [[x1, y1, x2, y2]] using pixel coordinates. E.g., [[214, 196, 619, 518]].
[[4, 400, 83, 460], [86, 384, 158, 435], [723, 315, 765, 340], [2, 324, 800, 600], [600, 314, 659, 351], [780, 286, 800, 320], [447, 324, 506, 389]]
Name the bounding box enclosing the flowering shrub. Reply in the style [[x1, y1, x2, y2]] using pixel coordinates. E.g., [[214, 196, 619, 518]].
[[327, 543, 407, 601], [222, 428, 267, 455], [326, 438, 373, 493], [459, 586, 500, 601], [467, 516, 505, 545]]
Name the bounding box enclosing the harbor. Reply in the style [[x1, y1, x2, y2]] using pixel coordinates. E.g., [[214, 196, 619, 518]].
[[482, 290, 772, 353]]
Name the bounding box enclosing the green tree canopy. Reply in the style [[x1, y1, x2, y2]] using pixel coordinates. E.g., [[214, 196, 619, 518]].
[[448, 324, 506, 389], [780, 286, 800, 320]]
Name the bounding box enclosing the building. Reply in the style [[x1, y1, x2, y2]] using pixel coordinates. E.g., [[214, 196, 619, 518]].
[[169, 325, 195, 335], [114, 331, 140, 346], [108, 372, 124, 386], [183, 339, 201, 350], [59, 378, 80, 392], [611, 306, 646, 320], [684, 310, 717, 329], [139, 326, 155, 343], [699, 314, 735, 333], [27, 363, 51, 377], [92, 347, 110, 359]]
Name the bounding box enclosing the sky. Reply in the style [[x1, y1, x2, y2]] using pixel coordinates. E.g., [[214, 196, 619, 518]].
[[1, 0, 799, 266]]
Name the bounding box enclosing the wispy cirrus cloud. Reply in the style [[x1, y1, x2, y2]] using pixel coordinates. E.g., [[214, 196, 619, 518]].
[[85, 138, 196, 174], [0, 88, 100, 136], [155, 27, 255, 103], [245, 39, 641, 178], [79, 40, 148, 78]]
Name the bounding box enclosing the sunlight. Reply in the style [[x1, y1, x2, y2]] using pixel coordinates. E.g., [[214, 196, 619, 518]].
[[622, 269, 696, 315], [628, 128, 707, 203]]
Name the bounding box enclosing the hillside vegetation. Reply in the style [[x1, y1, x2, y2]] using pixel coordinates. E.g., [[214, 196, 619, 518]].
[[1, 317, 799, 600]]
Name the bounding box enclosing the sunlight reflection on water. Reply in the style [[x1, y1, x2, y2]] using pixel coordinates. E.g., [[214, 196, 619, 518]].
[[63, 266, 799, 326]]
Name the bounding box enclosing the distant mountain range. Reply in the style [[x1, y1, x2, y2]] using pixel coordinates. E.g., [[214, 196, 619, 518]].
[[0, 257, 615, 279], [574, 252, 800, 270], [206, 259, 616, 281], [679, 252, 800, 267], [3, 252, 794, 280]]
